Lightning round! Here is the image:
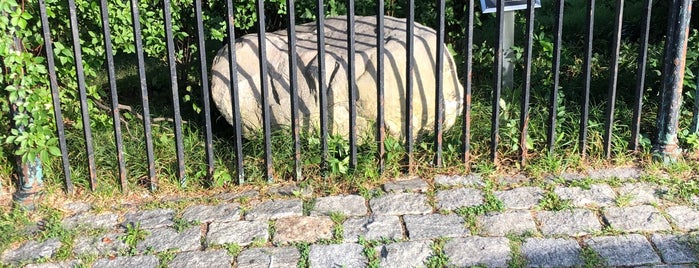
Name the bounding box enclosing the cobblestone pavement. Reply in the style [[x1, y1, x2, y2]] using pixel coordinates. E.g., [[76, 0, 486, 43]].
[[3, 167, 699, 267]]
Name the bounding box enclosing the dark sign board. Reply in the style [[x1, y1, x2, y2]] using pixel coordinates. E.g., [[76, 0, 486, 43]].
[[480, 0, 541, 13]]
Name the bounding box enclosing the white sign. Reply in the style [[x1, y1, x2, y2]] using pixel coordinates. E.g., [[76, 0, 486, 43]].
[[480, 0, 542, 13]]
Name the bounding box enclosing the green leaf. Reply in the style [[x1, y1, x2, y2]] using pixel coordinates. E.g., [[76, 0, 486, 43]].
[[48, 146, 61, 157]]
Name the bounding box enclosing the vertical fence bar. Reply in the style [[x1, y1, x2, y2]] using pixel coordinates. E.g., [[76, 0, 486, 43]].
[[39, 0, 73, 193], [347, 0, 357, 169], [376, 0, 385, 172], [68, 0, 97, 191], [519, 0, 535, 166], [256, 0, 274, 182], [162, 0, 187, 185], [655, 0, 692, 162], [98, 0, 127, 191], [225, 0, 245, 184], [491, 0, 504, 162], [603, 0, 624, 158], [630, 0, 652, 152], [433, 0, 445, 167], [130, 5, 154, 187], [579, 0, 595, 156], [462, 0, 474, 166], [317, 0, 329, 175], [405, 0, 415, 172], [287, 0, 302, 181], [693, 70, 699, 133], [130, 0, 157, 190], [194, 0, 215, 181], [547, 0, 564, 154]]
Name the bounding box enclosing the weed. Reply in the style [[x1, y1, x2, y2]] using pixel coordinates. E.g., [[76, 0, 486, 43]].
[[358, 237, 380, 268], [250, 237, 267, 248], [614, 193, 634, 207], [302, 199, 316, 216], [172, 217, 198, 233], [537, 190, 572, 211], [505, 233, 527, 268], [120, 223, 149, 254], [580, 247, 605, 268], [425, 238, 450, 268], [225, 243, 242, 257], [156, 249, 177, 268], [296, 243, 310, 268], [329, 212, 346, 243]]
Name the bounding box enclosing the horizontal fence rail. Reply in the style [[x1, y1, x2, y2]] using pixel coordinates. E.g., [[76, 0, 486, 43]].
[[15, 0, 694, 194]]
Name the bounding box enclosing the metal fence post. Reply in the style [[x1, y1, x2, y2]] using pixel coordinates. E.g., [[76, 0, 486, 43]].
[[655, 0, 692, 163]]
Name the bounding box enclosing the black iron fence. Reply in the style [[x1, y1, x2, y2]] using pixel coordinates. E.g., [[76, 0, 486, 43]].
[[9, 0, 694, 195]]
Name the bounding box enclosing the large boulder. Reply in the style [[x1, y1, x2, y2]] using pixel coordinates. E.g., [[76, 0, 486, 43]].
[[210, 15, 464, 140]]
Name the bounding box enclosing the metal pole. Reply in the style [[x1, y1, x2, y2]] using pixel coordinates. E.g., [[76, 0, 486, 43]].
[[655, 0, 692, 163]]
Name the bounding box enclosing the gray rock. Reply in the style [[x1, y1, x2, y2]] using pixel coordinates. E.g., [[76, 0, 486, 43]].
[[211, 16, 464, 140], [497, 174, 529, 185], [521, 238, 583, 267], [1, 238, 61, 264], [651, 234, 699, 264], [436, 187, 483, 211], [369, 193, 432, 215], [404, 214, 469, 240], [169, 250, 231, 268], [554, 184, 616, 207], [237, 247, 300, 268], [207, 221, 269, 246], [665, 206, 699, 231], [585, 234, 661, 266], [244, 199, 303, 221], [588, 167, 642, 179], [479, 211, 537, 236], [343, 215, 403, 242], [382, 177, 429, 193], [62, 202, 91, 214], [311, 195, 367, 216], [309, 243, 366, 267], [216, 190, 259, 201], [25, 260, 81, 268], [444, 236, 511, 267], [434, 174, 483, 187], [536, 209, 602, 236], [182, 203, 241, 223], [123, 209, 174, 229], [376, 241, 432, 268], [274, 216, 334, 243], [92, 255, 159, 268], [267, 184, 312, 197], [616, 183, 664, 206], [603, 205, 671, 232], [62, 212, 118, 230], [136, 226, 201, 253], [73, 233, 127, 256], [494, 187, 544, 210]]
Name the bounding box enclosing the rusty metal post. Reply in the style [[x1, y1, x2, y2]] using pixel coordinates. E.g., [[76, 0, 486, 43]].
[[655, 0, 692, 163]]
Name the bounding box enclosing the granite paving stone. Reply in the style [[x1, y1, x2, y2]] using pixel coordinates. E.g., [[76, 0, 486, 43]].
[[616, 183, 664, 206], [382, 177, 429, 193], [1, 238, 61, 264], [376, 241, 432, 268], [267, 184, 312, 197], [369, 193, 432, 215], [181, 203, 241, 223], [25, 260, 81, 268], [651, 234, 699, 264], [244, 199, 303, 221], [585, 234, 661, 266], [434, 174, 483, 187], [494, 187, 544, 210], [444, 236, 511, 267], [207, 221, 269, 246], [665, 206, 699, 231], [343, 215, 403, 242], [136, 226, 200, 253], [62, 212, 118, 230], [536, 209, 602, 236], [216, 190, 259, 201], [273, 216, 333, 243], [479, 210, 537, 236], [92, 255, 159, 268], [604, 205, 671, 232], [436, 187, 483, 211], [497, 174, 529, 185], [311, 195, 367, 216], [62, 202, 91, 214], [122, 209, 174, 229], [404, 214, 469, 240], [73, 233, 127, 256], [554, 184, 617, 207], [237, 247, 300, 268], [169, 250, 231, 268], [309, 243, 366, 267], [521, 238, 583, 267], [588, 167, 642, 179]]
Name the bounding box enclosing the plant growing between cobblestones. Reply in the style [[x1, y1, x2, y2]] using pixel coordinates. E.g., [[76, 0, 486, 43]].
[[425, 238, 450, 268], [357, 237, 380, 268], [580, 246, 604, 268], [295, 242, 310, 268], [537, 189, 572, 211], [329, 212, 346, 243], [156, 249, 177, 268], [120, 223, 148, 255], [223, 243, 241, 257]]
